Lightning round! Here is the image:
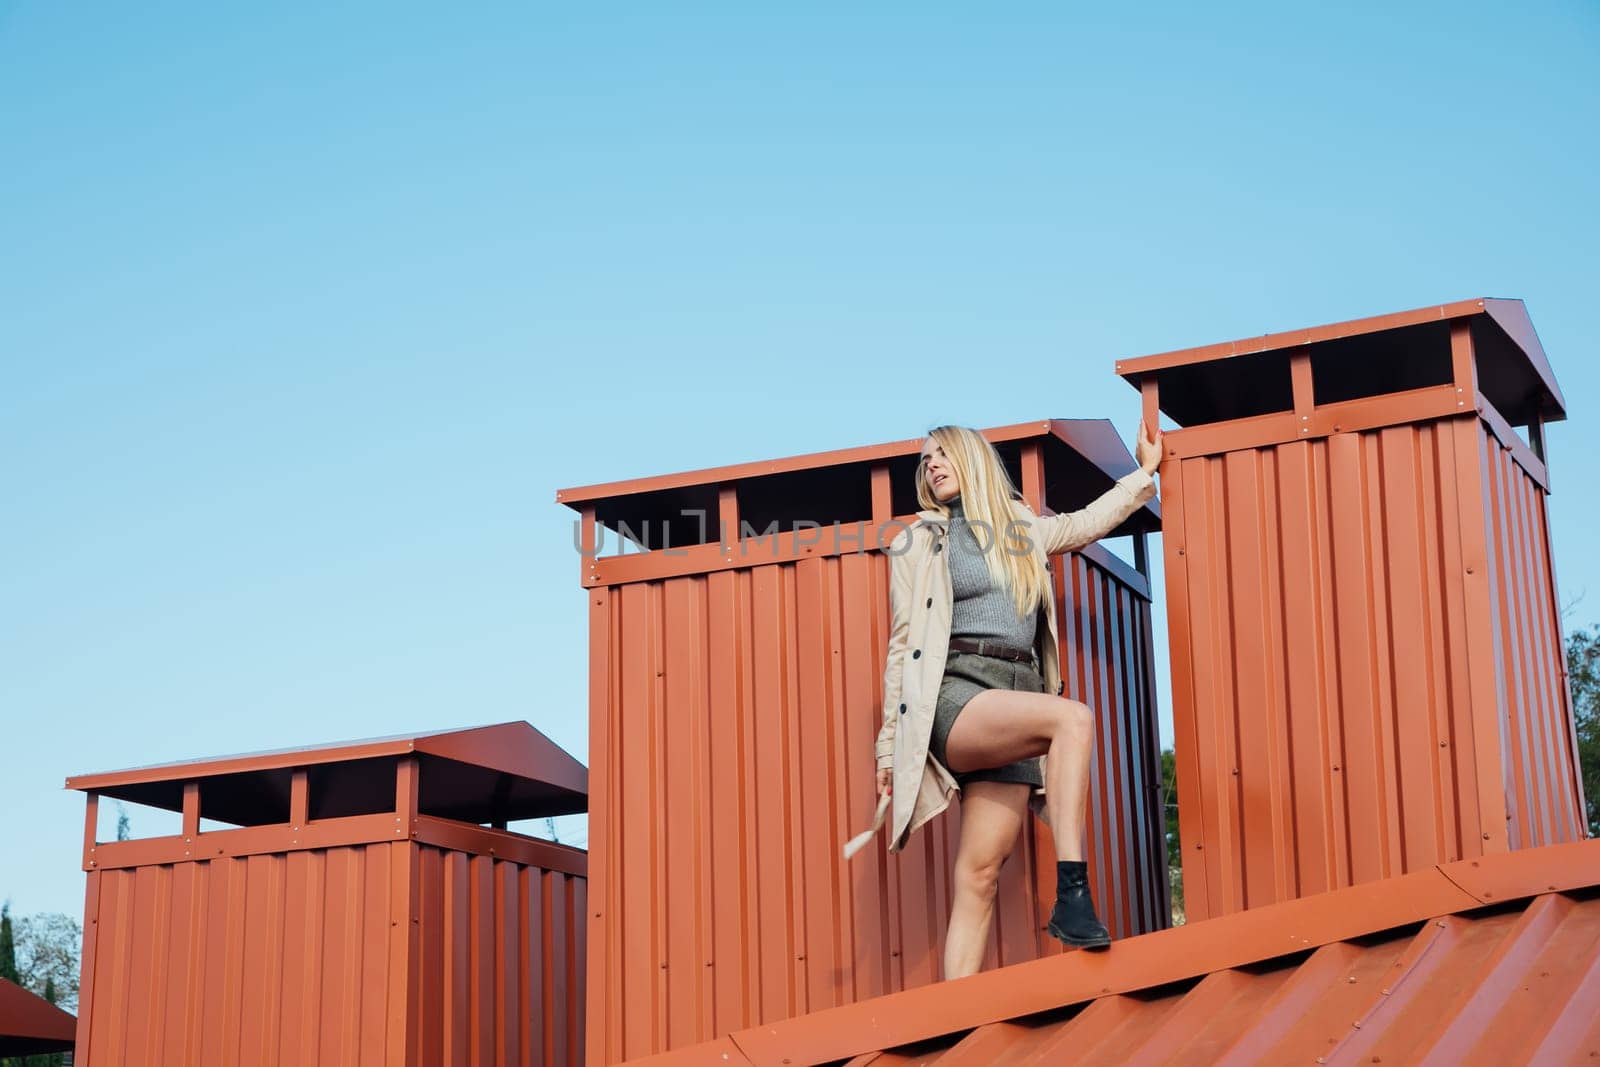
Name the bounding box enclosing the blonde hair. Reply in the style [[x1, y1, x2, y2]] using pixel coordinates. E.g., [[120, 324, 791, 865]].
[[916, 425, 1050, 619]]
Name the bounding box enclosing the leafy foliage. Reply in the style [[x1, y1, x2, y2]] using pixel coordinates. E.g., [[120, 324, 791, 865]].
[[1568, 624, 1600, 836], [1160, 748, 1184, 925], [0, 903, 16, 984], [11, 913, 81, 1013]]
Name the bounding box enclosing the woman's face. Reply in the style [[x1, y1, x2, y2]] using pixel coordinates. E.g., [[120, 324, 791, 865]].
[[920, 438, 960, 502]]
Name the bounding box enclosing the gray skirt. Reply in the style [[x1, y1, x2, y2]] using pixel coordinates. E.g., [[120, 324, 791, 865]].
[[928, 649, 1047, 789]]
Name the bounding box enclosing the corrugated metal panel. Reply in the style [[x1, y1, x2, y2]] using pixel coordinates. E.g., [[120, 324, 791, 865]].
[[412, 848, 586, 1067], [1057, 550, 1167, 939], [586, 543, 1163, 1063], [1161, 414, 1584, 922], [1480, 423, 1588, 850], [620, 838, 1600, 1066], [75, 845, 587, 1067], [78, 845, 410, 1067]]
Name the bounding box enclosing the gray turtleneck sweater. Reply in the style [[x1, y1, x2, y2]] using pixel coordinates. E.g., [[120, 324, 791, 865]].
[[945, 494, 1038, 651]]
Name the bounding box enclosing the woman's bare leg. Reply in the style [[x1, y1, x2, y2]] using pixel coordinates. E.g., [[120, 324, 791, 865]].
[[942, 690, 1095, 861], [944, 781, 1029, 980]]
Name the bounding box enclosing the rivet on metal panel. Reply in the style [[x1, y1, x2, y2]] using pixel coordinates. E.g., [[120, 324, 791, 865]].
[[1195, 843, 1203, 850], [1348, 976, 1357, 983], [1440, 741, 1448, 747], [1353, 1021, 1362, 1029], [1231, 768, 1239, 776], [1381, 988, 1391, 995], [1437, 920, 1447, 928], [1333, 765, 1341, 772]]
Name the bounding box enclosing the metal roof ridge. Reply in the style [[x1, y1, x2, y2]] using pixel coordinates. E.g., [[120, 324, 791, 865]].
[[555, 419, 1072, 507], [621, 838, 1600, 1067], [63, 718, 570, 792], [1112, 297, 1494, 380]]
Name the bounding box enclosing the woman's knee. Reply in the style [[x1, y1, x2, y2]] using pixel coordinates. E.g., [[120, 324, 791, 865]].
[[953, 852, 1005, 903], [1051, 699, 1094, 742]]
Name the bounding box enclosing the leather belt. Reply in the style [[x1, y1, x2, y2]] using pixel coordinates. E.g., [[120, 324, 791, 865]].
[[948, 637, 1036, 663]]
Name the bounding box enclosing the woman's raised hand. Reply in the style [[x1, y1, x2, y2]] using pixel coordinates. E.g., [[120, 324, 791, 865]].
[[1135, 420, 1165, 476]]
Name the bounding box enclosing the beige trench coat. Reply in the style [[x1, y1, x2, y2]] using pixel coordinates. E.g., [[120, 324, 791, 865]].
[[865, 468, 1156, 854]]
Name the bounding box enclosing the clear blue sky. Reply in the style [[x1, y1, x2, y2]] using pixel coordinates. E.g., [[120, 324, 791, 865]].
[[3, 3, 1595, 920]]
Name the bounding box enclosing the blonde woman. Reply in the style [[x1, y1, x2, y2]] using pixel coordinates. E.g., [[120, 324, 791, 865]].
[[870, 423, 1161, 979]]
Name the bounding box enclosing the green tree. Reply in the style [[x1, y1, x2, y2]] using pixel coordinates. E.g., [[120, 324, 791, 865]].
[[0, 903, 18, 984], [1568, 624, 1600, 836], [1159, 749, 1184, 925], [0, 903, 17, 1067]]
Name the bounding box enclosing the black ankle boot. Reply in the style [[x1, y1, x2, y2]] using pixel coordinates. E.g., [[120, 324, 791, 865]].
[[1048, 860, 1111, 949]]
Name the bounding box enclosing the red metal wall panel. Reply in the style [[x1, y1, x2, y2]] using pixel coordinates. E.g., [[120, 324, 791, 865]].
[[1480, 426, 1588, 850], [78, 846, 409, 1067], [1163, 415, 1584, 921], [75, 844, 586, 1066], [411, 848, 586, 1067], [586, 547, 1164, 1064]]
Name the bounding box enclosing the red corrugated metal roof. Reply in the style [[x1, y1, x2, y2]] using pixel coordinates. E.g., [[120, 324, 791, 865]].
[[0, 977, 75, 1056], [623, 838, 1600, 1065]]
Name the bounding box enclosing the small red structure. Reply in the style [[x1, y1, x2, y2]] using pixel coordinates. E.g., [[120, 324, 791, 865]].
[[559, 419, 1164, 1064], [0, 977, 76, 1058], [66, 721, 588, 1067], [1116, 298, 1584, 920]]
